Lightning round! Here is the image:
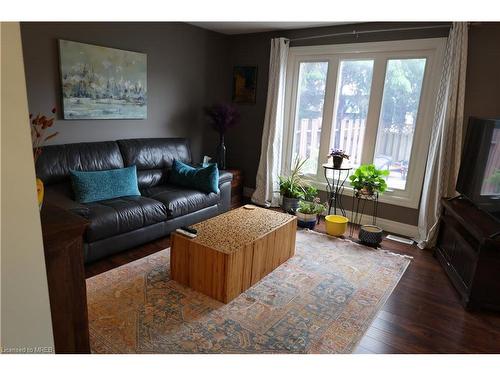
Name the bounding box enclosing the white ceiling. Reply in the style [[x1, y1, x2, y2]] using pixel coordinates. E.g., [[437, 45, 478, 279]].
[[188, 22, 351, 35]]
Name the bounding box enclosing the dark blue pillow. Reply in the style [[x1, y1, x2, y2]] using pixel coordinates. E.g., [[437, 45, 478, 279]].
[[70, 166, 141, 204], [170, 159, 219, 194]]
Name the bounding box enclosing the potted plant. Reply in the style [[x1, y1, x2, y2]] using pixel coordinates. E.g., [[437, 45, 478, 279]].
[[349, 164, 389, 196], [204, 103, 240, 170], [327, 149, 349, 168], [303, 185, 318, 202], [278, 157, 308, 213], [296, 198, 326, 229]]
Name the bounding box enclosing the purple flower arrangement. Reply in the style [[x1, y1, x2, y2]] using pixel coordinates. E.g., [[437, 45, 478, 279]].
[[204, 103, 240, 135], [204, 103, 240, 170], [327, 149, 350, 168], [327, 148, 350, 160]]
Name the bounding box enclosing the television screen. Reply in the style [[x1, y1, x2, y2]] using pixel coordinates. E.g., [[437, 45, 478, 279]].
[[456, 117, 500, 221], [479, 127, 500, 197]]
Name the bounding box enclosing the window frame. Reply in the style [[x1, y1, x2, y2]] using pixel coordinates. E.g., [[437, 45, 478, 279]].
[[281, 38, 446, 209]]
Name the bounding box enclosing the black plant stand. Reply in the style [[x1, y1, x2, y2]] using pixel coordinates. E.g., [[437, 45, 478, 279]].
[[349, 191, 379, 238], [322, 163, 352, 217]]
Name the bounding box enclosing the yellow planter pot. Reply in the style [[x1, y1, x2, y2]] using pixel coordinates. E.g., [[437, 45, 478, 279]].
[[36, 178, 44, 211], [325, 215, 349, 236]]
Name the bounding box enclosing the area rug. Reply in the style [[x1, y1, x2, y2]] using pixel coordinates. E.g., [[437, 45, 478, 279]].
[[87, 230, 411, 353]]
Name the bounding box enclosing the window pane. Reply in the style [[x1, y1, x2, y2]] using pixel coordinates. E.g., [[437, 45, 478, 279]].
[[374, 58, 427, 190], [291, 62, 328, 175], [330, 60, 374, 170]]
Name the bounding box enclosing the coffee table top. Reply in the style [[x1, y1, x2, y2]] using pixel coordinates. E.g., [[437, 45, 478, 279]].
[[187, 206, 296, 254]]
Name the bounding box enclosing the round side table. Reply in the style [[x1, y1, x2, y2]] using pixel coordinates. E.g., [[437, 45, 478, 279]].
[[322, 163, 352, 217]]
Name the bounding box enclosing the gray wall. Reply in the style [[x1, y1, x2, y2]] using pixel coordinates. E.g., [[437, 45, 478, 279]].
[[21, 22, 231, 163], [226, 22, 450, 226], [464, 23, 500, 133]]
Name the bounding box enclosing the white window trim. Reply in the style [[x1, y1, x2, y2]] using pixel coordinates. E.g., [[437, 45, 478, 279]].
[[282, 38, 447, 209]]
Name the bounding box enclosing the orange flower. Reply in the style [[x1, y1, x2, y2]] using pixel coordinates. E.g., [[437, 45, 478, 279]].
[[29, 107, 59, 163]]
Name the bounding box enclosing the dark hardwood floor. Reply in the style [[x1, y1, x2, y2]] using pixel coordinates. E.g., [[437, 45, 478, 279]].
[[85, 213, 500, 354]]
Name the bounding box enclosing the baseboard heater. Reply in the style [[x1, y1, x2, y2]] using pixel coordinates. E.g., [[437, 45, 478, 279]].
[[385, 234, 414, 245]]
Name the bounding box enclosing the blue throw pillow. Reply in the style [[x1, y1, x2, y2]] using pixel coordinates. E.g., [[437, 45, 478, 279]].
[[170, 159, 219, 194], [70, 166, 141, 204]]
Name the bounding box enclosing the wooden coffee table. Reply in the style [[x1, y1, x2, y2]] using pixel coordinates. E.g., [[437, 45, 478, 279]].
[[170, 206, 297, 303]]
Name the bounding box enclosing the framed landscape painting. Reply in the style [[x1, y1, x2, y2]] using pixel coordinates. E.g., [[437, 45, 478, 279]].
[[232, 66, 257, 104], [58, 40, 147, 119]]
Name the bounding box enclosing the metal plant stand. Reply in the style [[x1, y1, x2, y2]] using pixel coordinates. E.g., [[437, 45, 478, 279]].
[[322, 163, 352, 217], [349, 191, 379, 238]]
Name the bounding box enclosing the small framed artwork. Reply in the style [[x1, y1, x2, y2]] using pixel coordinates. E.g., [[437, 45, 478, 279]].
[[232, 66, 258, 104]]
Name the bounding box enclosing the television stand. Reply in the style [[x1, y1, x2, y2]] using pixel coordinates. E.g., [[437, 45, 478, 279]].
[[435, 196, 500, 311]]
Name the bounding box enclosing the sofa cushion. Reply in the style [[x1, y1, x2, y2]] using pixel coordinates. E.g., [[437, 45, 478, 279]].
[[117, 138, 192, 189], [142, 184, 219, 219], [70, 166, 141, 204], [35, 141, 124, 185], [169, 159, 219, 194], [84, 196, 168, 242]]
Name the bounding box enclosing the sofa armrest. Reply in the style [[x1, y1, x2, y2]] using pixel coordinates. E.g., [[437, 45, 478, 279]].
[[44, 185, 89, 218], [219, 170, 233, 186], [217, 171, 233, 213]]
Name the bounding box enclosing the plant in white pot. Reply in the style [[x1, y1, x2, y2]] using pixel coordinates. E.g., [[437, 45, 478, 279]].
[[296, 198, 326, 229]]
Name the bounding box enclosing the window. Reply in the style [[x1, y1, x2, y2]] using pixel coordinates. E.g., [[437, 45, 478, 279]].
[[291, 62, 328, 175], [282, 39, 446, 208], [374, 58, 426, 190], [330, 59, 374, 169]]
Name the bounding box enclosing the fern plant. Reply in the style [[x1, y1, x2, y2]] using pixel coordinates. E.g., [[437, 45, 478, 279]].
[[278, 157, 308, 199]]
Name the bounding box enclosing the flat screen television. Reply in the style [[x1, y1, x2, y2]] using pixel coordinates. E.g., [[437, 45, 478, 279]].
[[456, 117, 500, 221]]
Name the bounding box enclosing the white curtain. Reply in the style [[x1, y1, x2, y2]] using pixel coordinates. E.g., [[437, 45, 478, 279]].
[[418, 22, 468, 249], [251, 37, 290, 207]]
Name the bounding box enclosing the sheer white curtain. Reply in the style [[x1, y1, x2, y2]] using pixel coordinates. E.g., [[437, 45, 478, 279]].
[[418, 22, 468, 249], [251, 37, 290, 207]]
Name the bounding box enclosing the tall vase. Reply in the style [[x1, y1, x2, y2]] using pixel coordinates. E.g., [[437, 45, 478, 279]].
[[216, 133, 226, 170]]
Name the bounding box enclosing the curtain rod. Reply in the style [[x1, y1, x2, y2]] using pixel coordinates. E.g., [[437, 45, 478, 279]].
[[288, 24, 452, 43]]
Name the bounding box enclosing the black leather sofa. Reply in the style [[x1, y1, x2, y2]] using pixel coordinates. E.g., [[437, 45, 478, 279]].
[[36, 138, 232, 263]]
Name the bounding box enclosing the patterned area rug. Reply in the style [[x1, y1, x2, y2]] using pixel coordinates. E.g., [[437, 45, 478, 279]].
[[87, 230, 411, 353]]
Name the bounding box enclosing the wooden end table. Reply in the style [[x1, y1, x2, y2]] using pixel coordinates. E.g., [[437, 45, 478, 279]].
[[40, 203, 90, 353], [170, 206, 297, 303], [225, 168, 243, 209]]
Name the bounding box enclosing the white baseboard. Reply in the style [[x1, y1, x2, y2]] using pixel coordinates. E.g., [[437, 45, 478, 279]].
[[241, 186, 417, 238]]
